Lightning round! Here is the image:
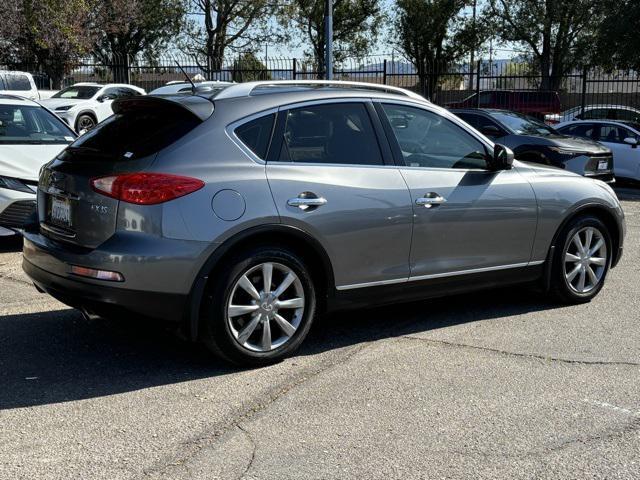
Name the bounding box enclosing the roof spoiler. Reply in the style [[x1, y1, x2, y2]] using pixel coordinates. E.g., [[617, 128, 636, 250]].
[[112, 94, 214, 121]]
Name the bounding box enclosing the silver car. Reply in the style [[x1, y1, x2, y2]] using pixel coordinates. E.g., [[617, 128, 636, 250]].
[[22, 80, 626, 365]]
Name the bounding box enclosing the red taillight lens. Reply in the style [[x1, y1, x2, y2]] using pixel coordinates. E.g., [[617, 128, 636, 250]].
[[91, 173, 205, 205]]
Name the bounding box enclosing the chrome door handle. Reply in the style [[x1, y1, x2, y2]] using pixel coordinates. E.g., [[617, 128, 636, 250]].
[[416, 193, 446, 208], [287, 195, 327, 209]]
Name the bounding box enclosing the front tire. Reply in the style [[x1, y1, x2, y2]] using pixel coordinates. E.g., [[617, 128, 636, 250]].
[[201, 247, 316, 366], [75, 113, 96, 132], [550, 215, 612, 303]]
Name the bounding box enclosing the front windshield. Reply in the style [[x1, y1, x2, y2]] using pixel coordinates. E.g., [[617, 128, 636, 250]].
[[51, 86, 100, 99], [489, 111, 557, 136], [0, 105, 75, 144]]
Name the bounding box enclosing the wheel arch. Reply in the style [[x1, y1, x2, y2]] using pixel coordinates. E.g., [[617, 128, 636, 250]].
[[74, 110, 97, 130], [542, 203, 622, 291], [186, 224, 335, 341]]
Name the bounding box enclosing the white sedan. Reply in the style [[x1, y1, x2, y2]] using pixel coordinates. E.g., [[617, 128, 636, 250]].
[[0, 95, 76, 235], [41, 83, 145, 132], [556, 119, 640, 181]]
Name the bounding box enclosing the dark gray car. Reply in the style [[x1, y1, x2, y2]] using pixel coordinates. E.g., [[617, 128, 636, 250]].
[[22, 81, 626, 365], [452, 109, 614, 183]]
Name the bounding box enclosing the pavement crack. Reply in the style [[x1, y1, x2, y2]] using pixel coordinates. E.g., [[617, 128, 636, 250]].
[[400, 336, 640, 366], [141, 341, 372, 479], [236, 425, 256, 480]]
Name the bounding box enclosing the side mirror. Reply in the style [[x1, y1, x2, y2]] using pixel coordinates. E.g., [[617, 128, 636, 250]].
[[481, 125, 502, 138], [492, 144, 514, 170], [623, 137, 638, 148]]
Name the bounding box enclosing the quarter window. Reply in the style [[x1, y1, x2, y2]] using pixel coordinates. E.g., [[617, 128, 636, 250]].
[[235, 113, 275, 159], [277, 103, 383, 165], [382, 104, 489, 169]]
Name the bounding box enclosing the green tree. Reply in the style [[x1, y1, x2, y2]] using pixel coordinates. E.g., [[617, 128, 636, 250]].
[[393, 0, 479, 99], [181, 0, 272, 78], [0, 0, 93, 88], [231, 52, 270, 82], [593, 0, 640, 70], [90, 0, 186, 82], [487, 0, 605, 90], [279, 0, 382, 77]]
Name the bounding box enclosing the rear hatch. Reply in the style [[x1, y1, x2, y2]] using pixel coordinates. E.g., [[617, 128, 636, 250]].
[[38, 95, 212, 248]]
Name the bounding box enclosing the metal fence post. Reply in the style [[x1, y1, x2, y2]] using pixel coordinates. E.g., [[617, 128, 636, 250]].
[[580, 66, 588, 118], [383, 59, 387, 85], [475, 59, 481, 107], [292, 58, 297, 80]]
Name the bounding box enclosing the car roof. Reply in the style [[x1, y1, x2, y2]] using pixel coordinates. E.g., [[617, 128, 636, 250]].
[[557, 119, 640, 129], [0, 94, 39, 106]]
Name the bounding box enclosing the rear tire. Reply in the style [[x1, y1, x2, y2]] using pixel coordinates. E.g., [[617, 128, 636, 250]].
[[550, 215, 611, 304], [201, 247, 316, 366]]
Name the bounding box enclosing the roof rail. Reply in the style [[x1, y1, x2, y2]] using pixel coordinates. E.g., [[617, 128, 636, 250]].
[[214, 80, 427, 102]]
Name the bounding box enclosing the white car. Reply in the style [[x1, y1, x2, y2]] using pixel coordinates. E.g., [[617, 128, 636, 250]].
[[41, 83, 145, 132], [0, 71, 40, 101], [545, 105, 640, 125], [556, 119, 640, 181], [149, 80, 233, 95], [0, 95, 76, 235]]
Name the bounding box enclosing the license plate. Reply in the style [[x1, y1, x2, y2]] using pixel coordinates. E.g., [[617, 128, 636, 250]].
[[49, 196, 72, 227], [598, 160, 609, 171]]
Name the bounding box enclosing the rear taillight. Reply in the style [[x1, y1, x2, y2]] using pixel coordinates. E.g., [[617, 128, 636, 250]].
[[91, 173, 204, 205]]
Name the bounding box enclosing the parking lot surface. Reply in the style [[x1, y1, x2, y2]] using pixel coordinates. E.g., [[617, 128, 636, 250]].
[[1, 192, 639, 479]]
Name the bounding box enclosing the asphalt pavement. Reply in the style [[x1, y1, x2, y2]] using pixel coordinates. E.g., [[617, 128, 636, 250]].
[[1, 193, 639, 479]]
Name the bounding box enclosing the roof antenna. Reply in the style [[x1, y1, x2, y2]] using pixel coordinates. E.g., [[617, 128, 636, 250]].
[[174, 60, 196, 94]]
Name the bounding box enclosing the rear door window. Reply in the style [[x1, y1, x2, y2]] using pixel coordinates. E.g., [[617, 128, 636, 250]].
[[234, 113, 275, 159], [277, 103, 383, 166]]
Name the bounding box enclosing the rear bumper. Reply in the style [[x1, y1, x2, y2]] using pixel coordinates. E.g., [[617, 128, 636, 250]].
[[21, 230, 213, 322], [23, 256, 188, 322]]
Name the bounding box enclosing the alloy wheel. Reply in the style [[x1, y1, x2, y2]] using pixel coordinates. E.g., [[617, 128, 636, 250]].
[[563, 226, 608, 294], [226, 262, 305, 352]]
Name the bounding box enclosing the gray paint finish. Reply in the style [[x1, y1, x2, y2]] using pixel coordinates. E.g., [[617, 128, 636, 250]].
[[23, 85, 626, 321]]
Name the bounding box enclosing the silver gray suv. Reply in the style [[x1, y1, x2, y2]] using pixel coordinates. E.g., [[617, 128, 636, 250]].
[[22, 81, 626, 365]]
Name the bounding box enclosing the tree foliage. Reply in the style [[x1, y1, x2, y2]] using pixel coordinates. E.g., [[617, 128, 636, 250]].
[[279, 0, 382, 76], [0, 0, 93, 88], [90, 0, 186, 81], [393, 0, 479, 98], [593, 0, 640, 70], [487, 0, 604, 90], [180, 0, 272, 77]]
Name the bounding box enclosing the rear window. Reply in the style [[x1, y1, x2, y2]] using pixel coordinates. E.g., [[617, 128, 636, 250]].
[[63, 109, 200, 161], [4, 74, 31, 91], [234, 113, 275, 159]]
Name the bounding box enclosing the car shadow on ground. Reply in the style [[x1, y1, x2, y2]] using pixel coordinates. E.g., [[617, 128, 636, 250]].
[[0, 234, 22, 253], [0, 286, 559, 410]]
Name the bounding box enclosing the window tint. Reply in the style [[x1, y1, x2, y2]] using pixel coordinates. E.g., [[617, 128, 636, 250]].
[[455, 113, 479, 128], [278, 103, 383, 165], [559, 123, 597, 139], [382, 104, 488, 169], [117, 88, 140, 98], [597, 125, 635, 143], [613, 109, 640, 122], [52, 86, 101, 99], [478, 92, 493, 106], [5, 74, 31, 91], [235, 113, 275, 159], [63, 108, 200, 161], [582, 108, 609, 119]]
